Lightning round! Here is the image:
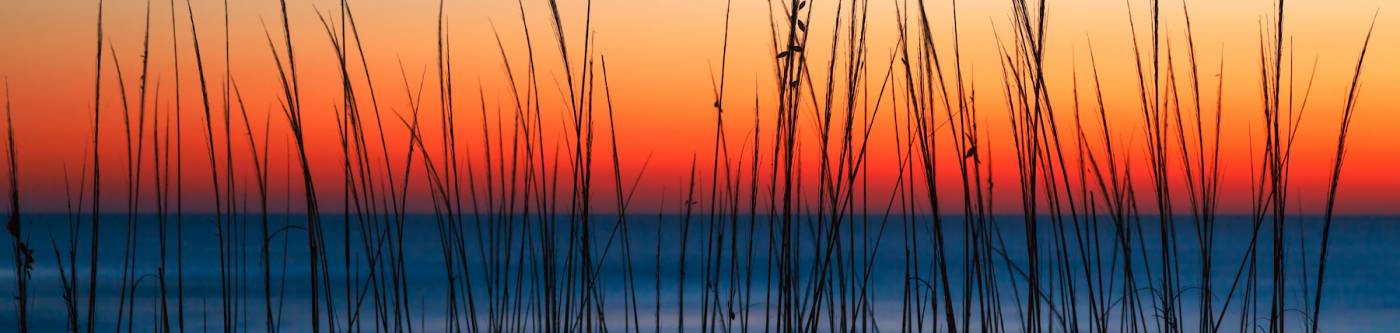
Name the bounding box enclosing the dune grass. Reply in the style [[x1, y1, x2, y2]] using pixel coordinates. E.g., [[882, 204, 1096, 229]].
[[0, 0, 1388, 332]]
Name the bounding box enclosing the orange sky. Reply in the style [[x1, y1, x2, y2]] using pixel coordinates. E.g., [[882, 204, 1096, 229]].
[[0, 0, 1396, 214]]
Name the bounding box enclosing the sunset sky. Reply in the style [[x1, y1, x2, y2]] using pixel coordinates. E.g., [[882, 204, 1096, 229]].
[[0, 0, 1396, 214]]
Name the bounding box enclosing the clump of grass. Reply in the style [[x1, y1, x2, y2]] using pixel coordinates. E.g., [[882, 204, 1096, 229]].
[[4, 78, 33, 333], [2, 1, 1387, 333]]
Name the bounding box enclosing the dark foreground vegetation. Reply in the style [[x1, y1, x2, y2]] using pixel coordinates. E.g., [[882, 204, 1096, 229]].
[[0, 0, 1386, 332]]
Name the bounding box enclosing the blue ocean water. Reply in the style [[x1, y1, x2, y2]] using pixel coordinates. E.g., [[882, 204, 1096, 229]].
[[0, 214, 1395, 332]]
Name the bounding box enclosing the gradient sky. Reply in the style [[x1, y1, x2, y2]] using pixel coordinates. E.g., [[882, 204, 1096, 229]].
[[0, 0, 1397, 214]]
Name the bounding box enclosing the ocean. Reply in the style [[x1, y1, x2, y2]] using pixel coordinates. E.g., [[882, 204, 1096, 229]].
[[1, 213, 1396, 332]]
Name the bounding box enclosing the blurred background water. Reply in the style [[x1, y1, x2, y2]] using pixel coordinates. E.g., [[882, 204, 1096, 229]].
[[1, 214, 1395, 332]]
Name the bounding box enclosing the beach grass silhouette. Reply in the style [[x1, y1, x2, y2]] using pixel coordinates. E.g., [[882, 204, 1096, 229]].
[[1, 0, 1395, 332]]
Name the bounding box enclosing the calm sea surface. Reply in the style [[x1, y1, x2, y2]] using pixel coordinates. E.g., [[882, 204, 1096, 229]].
[[1, 214, 1395, 332]]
